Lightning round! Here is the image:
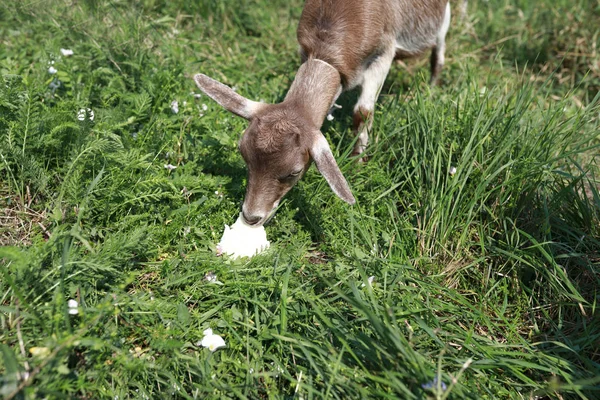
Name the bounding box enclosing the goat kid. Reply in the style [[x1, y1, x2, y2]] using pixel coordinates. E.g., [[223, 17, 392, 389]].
[[194, 0, 451, 226]]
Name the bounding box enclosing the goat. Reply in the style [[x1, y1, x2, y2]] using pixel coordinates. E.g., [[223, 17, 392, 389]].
[[194, 0, 451, 226]]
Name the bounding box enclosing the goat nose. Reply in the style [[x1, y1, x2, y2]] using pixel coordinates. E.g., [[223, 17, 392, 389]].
[[242, 212, 262, 226]]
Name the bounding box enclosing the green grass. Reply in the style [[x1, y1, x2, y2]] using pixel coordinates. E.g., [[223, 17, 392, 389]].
[[1, 0, 599, 398]]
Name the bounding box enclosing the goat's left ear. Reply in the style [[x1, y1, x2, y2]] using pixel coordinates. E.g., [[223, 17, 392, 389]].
[[310, 133, 355, 204]]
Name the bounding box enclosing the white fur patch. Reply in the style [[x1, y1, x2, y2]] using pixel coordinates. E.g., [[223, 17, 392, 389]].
[[435, 3, 451, 65], [353, 47, 395, 154]]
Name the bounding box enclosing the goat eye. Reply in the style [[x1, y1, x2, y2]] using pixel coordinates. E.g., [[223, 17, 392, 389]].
[[280, 169, 303, 181]]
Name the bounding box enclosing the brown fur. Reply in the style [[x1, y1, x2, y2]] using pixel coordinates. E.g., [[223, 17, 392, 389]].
[[298, 0, 448, 88]]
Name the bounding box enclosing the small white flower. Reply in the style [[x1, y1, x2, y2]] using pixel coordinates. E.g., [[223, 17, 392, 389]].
[[49, 80, 61, 91], [232, 86, 238, 92], [170, 100, 179, 114], [193, 93, 202, 99], [48, 66, 57, 74], [77, 108, 94, 121], [68, 299, 79, 315], [204, 272, 223, 285], [199, 328, 226, 352], [275, 364, 284, 377], [449, 166, 457, 176], [361, 276, 375, 288], [164, 164, 177, 171], [60, 48, 74, 57], [201, 104, 208, 111], [326, 114, 334, 121]]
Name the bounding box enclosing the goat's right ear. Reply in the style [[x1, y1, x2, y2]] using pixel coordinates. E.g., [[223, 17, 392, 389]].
[[193, 74, 263, 120], [310, 133, 356, 205]]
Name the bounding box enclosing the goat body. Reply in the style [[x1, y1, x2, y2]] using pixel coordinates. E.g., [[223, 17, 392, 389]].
[[194, 0, 451, 226]]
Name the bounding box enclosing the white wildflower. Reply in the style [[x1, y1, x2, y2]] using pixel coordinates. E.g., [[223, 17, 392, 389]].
[[193, 93, 202, 99], [68, 299, 79, 315], [201, 104, 208, 111], [77, 108, 94, 121], [204, 272, 223, 285], [198, 328, 226, 352], [170, 100, 179, 114], [48, 66, 57, 74], [449, 166, 457, 176], [60, 48, 74, 57], [326, 114, 334, 121], [164, 164, 177, 171], [49, 80, 61, 91]]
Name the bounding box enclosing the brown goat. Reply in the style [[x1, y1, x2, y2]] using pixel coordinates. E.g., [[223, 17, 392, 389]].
[[194, 0, 451, 226]]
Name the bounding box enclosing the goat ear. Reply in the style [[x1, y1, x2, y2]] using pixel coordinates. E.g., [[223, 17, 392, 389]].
[[310, 133, 355, 204], [193, 74, 263, 120]]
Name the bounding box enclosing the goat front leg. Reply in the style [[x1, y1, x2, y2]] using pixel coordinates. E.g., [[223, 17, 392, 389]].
[[352, 48, 395, 160], [430, 2, 451, 86]]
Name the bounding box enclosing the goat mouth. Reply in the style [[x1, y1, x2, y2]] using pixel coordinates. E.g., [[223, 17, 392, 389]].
[[240, 204, 279, 227]]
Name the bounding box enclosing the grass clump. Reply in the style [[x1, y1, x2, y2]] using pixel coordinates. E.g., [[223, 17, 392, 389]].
[[1, 0, 599, 399]]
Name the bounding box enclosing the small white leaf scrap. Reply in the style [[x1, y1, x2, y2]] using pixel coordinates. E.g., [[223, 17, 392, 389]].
[[60, 48, 74, 57], [164, 164, 177, 171], [199, 328, 226, 352], [326, 114, 334, 121]]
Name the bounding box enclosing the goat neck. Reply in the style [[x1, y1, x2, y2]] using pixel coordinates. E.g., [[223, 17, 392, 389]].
[[284, 58, 342, 128]]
